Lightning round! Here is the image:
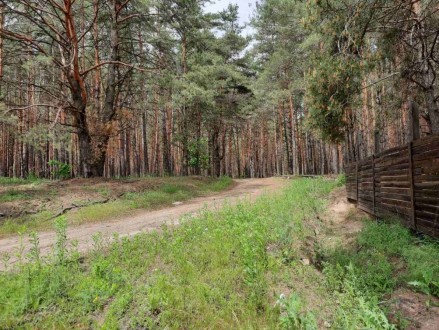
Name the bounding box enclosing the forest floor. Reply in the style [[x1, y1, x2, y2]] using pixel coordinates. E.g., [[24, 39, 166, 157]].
[[0, 177, 438, 329], [0, 177, 284, 269]]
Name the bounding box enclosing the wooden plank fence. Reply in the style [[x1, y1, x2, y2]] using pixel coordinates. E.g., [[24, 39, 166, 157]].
[[345, 134, 439, 238]]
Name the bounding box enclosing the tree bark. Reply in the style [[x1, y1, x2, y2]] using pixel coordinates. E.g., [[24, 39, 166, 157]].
[[425, 87, 439, 134], [0, 3, 3, 102]]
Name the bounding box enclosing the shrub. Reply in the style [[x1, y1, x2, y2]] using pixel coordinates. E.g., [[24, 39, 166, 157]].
[[48, 160, 71, 179]]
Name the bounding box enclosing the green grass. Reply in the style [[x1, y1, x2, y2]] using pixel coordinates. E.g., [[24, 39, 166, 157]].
[[322, 220, 439, 329], [0, 190, 31, 202], [0, 178, 337, 329], [0, 211, 54, 237], [0, 176, 44, 186], [207, 175, 234, 191]]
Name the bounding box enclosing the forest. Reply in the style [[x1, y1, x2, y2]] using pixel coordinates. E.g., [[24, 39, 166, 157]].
[[0, 0, 437, 179]]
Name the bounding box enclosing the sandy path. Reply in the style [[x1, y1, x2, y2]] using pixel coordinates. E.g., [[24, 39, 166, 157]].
[[0, 178, 285, 269]]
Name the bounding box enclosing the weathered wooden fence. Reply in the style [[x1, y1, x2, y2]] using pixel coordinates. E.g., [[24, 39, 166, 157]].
[[345, 134, 439, 238]]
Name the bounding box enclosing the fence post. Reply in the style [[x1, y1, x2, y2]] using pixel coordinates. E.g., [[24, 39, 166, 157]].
[[374, 131, 380, 154], [409, 100, 420, 141], [372, 154, 376, 215], [408, 142, 416, 230]]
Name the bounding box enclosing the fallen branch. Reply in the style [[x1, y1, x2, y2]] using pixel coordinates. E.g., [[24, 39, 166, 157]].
[[48, 198, 110, 220]]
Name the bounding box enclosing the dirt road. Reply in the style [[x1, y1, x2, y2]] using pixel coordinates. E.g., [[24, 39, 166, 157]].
[[0, 178, 285, 269]]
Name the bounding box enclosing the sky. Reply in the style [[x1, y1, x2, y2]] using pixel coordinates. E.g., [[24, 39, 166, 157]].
[[204, 0, 256, 36]]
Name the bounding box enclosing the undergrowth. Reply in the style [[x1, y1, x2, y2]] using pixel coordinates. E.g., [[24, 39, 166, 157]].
[[323, 220, 439, 329]]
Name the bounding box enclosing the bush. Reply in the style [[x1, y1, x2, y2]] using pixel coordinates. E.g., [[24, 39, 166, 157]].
[[47, 160, 71, 179], [404, 243, 439, 296]]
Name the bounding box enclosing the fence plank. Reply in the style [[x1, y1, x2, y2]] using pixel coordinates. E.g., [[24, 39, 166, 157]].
[[408, 142, 416, 230], [345, 134, 439, 238]]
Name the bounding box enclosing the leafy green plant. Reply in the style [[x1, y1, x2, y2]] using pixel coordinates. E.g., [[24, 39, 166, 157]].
[[357, 221, 411, 255], [27, 232, 41, 267], [54, 216, 68, 264], [188, 138, 210, 170], [279, 294, 317, 330], [404, 243, 439, 296], [355, 221, 439, 298], [324, 246, 396, 296], [408, 276, 439, 296], [323, 219, 439, 330], [325, 263, 396, 329], [47, 160, 71, 179]]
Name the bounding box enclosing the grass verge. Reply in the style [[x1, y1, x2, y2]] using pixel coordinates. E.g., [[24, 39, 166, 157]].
[[0, 176, 233, 236], [68, 176, 233, 225]]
